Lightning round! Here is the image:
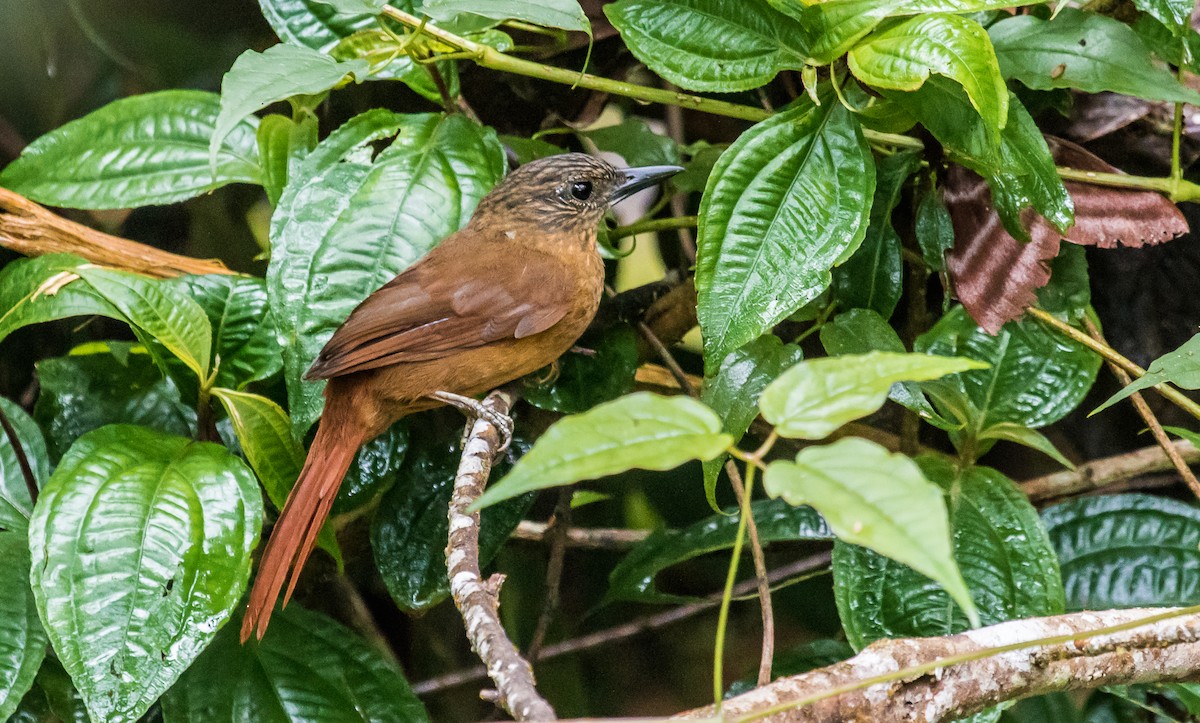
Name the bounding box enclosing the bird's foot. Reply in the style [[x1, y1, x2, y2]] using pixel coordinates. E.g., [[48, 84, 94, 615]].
[[430, 391, 514, 452], [531, 360, 560, 385]]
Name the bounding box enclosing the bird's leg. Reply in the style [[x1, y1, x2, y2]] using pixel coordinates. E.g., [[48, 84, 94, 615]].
[[531, 360, 560, 385], [429, 391, 514, 452]]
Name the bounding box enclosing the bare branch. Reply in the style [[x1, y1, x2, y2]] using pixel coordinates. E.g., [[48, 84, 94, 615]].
[[511, 521, 650, 549], [446, 390, 555, 720], [1021, 439, 1200, 501]]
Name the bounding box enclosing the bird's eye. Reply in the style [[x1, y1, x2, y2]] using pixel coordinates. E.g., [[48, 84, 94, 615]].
[[570, 181, 593, 201]]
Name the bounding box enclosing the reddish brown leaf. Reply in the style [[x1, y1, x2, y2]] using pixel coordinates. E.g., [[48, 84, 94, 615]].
[[944, 137, 1188, 333]]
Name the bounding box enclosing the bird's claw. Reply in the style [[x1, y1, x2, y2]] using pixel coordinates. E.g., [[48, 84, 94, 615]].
[[430, 391, 514, 452]]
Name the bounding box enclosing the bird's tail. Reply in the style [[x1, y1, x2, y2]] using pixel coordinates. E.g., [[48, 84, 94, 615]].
[[241, 402, 364, 642]]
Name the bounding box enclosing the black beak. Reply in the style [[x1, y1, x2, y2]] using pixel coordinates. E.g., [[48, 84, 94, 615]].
[[609, 165, 684, 205]]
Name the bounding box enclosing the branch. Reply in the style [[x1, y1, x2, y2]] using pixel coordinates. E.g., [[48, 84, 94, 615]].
[[677, 607, 1200, 722], [511, 521, 649, 549], [1020, 438, 1200, 501], [446, 390, 555, 721], [0, 188, 233, 278]]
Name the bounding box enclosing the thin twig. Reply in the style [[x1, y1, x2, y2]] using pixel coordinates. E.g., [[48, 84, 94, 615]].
[[511, 520, 649, 549], [414, 553, 831, 696], [0, 401, 37, 505], [446, 390, 555, 720], [1020, 439, 1200, 501], [1083, 318, 1200, 499], [662, 84, 697, 266], [526, 489, 572, 663]]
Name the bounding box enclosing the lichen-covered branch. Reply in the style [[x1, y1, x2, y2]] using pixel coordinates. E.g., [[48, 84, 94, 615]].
[[0, 188, 233, 277], [677, 607, 1200, 722], [446, 390, 555, 721]]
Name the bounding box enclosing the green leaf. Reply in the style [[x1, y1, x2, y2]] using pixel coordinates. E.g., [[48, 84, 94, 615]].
[[672, 140, 726, 195], [700, 336, 803, 511], [606, 499, 831, 603], [1035, 244, 1090, 323], [1093, 332, 1200, 415], [425, 0, 589, 34], [604, 0, 810, 92], [989, 9, 1200, 105], [978, 422, 1074, 468], [831, 149, 921, 319], [0, 91, 259, 209], [767, 439, 979, 628], [75, 267, 213, 381], [0, 398, 46, 532], [33, 342, 195, 461], [333, 421, 410, 515], [256, 113, 317, 207], [818, 310, 954, 429], [1132, 0, 1195, 34], [581, 119, 681, 168], [268, 111, 506, 436], [696, 91, 875, 371], [475, 393, 732, 509], [210, 44, 369, 165], [914, 187, 954, 271], [1043, 493, 1200, 610], [916, 306, 1100, 432], [210, 389, 303, 507], [759, 351, 986, 439], [798, 0, 1045, 64], [849, 14, 1007, 138], [524, 324, 639, 414], [1000, 693, 1083, 723], [29, 425, 263, 723], [0, 530, 47, 721], [312, 0, 385, 13], [329, 29, 459, 102], [889, 80, 1073, 240], [161, 604, 427, 722], [371, 425, 533, 611], [165, 275, 282, 389], [0, 255, 118, 347], [258, 0, 381, 52], [725, 639, 853, 698], [833, 457, 1062, 648]]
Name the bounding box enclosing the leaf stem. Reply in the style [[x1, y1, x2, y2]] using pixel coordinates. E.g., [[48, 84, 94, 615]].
[[1028, 308, 1200, 423], [713, 461, 756, 706], [610, 216, 698, 242], [1055, 167, 1200, 202]]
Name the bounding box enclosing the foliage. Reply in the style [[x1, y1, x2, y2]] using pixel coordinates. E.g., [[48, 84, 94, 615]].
[[0, 0, 1196, 718]]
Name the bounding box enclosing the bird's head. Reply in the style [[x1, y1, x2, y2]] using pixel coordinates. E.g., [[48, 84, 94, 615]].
[[470, 153, 682, 235]]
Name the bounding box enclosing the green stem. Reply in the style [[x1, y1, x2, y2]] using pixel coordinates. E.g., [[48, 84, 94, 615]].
[[713, 461, 757, 706], [610, 216, 698, 241], [1055, 168, 1200, 202], [1028, 308, 1200, 424], [737, 602, 1200, 722], [1172, 58, 1187, 181]]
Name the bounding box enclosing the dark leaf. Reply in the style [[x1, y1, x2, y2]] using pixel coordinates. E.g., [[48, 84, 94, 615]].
[[524, 323, 639, 414], [725, 640, 853, 698], [0, 398, 46, 531], [0, 529, 47, 721]]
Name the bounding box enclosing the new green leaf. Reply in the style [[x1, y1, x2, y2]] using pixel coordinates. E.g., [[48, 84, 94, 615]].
[[759, 351, 986, 439], [29, 425, 263, 723], [0, 91, 259, 209], [475, 393, 732, 509], [697, 91, 875, 371], [1093, 332, 1200, 415], [605, 0, 810, 92], [766, 438, 979, 627], [425, 0, 589, 34]]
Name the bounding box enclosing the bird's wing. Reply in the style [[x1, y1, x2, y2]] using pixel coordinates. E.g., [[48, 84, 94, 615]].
[[306, 238, 576, 379]]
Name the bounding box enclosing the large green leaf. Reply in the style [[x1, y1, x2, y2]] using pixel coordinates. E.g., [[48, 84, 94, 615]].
[[889, 80, 1073, 240], [0, 255, 119, 346], [831, 149, 921, 319], [210, 389, 303, 507], [1133, 0, 1194, 34], [258, 0, 380, 52], [604, 0, 810, 92], [1093, 332, 1200, 415], [268, 111, 505, 435], [696, 92, 875, 371], [849, 14, 1007, 138], [33, 342, 196, 461], [833, 457, 1062, 648], [582, 119, 681, 169], [475, 392, 732, 509], [74, 267, 213, 381], [161, 605, 427, 722], [0, 530, 46, 721], [0, 398, 46, 532], [990, 9, 1200, 105], [1043, 494, 1200, 610], [424, 0, 589, 34], [523, 324, 639, 414], [758, 351, 986, 439], [607, 499, 831, 603], [165, 275, 282, 390], [211, 44, 368, 164], [28, 425, 263, 723], [916, 306, 1101, 432], [768, 439, 979, 627], [0, 91, 259, 209], [371, 424, 532, 611], [700, 335, 804, 510]]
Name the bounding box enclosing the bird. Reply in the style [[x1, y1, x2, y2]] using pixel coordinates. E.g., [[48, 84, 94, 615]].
[[241, 153, 682, 641]]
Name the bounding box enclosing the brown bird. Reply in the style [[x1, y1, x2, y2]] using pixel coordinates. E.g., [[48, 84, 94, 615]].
[[242, 153, 681, 641]]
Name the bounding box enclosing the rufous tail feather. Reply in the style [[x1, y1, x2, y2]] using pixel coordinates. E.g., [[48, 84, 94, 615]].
[[241, 405, 363, 642]]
